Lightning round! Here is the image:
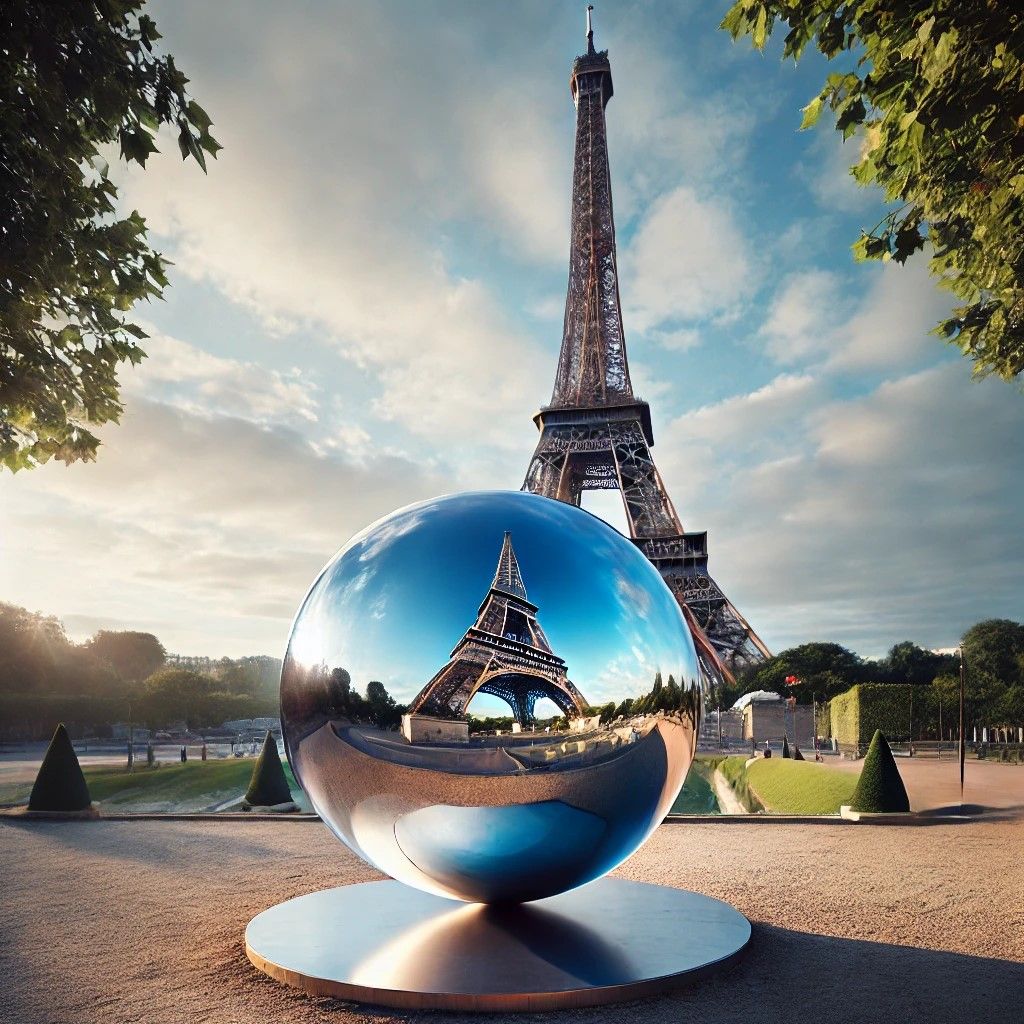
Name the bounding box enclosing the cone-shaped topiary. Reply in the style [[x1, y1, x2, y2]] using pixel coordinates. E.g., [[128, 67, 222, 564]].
[[28, 724, 91, 812], [850, 730, 910, 812], [782, 736, 791, 758], [244, 731, 293, 807], [793, 745, 805, 761]]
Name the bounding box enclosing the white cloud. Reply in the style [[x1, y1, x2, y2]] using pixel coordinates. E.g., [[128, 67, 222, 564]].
[[108, 4, 560, 452], [655, 364, 1024, 654], [623, 186, 756, 334], [827, 258, 952, 371], [126, 329, 319, 427], [0, 400, 453, 655], [761, 270, 848, 364], [760, 258, 953, 371]]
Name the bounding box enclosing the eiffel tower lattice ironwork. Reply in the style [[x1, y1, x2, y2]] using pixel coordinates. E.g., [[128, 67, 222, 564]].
[[407, 532, 589, 724], [522, 13, 770, 686]]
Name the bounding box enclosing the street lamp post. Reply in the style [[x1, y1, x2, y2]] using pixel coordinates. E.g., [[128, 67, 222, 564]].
[[959, 646, 966, 808]]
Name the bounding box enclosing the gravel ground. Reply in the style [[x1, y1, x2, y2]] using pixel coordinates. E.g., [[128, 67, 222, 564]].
[[2, 816, 1022, 1023]]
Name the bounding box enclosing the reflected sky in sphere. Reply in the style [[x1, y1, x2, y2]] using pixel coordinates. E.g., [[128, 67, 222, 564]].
[[287, 491, 697, 709]]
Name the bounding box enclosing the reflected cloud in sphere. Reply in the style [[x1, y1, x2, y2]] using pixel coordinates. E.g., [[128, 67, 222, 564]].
[[282, 490, 703, 903]]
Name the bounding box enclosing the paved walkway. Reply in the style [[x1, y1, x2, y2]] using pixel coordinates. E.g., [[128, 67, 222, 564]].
[[2, 816, 1021, 1023], [826, 754, 1024, 812]]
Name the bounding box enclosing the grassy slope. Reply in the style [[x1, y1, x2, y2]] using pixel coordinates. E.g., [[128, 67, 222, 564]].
[[745, 758, 857, 814], [1, 759, 304, 810]]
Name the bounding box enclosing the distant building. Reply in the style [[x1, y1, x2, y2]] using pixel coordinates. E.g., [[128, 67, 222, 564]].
[[401, 714, 469, 745], [739, 694, 814, 747]]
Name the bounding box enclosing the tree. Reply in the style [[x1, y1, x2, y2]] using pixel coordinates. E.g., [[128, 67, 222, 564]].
[[364, 680, 403, 729], [723, 2, 1024, 380], [995, 686, 1024, 728], [743, 642, 863, 701], [85, 630, 165, 683], [1, 1, 220, 471], [140, 667, 214, 730], [883, 641, 955, 685], [962, 619, 1024, 689]]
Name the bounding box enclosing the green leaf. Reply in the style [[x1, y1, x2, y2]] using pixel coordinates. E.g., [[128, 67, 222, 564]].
[[800, 95, 824, 130], [752, 6, 769, 50], [186, 100, 213, 130]]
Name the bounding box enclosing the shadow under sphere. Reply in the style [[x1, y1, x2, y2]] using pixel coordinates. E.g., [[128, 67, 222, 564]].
[[281, 490, 702, 903]]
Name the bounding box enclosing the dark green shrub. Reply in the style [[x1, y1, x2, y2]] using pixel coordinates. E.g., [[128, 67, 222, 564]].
[[850, 730, 910, 812], [244, 731, 292, 807], [28, 723, 91, 811], [782, 737, 791, 758], [793, 745, 805, 761]]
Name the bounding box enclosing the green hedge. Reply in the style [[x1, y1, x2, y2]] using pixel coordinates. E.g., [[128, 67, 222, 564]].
[[244, 732, 293, 807], [28, 724, 91, 811], [826, 684, 931, 752]]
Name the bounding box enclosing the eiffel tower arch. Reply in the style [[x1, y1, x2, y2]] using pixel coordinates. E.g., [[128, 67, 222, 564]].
[[523, 20, 770, 687], [407, 532, 589, 725]]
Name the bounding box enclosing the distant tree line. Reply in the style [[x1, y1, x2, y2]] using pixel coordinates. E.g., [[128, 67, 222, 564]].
[[0, 602, 280, 740], [321, 669, 405, 730]]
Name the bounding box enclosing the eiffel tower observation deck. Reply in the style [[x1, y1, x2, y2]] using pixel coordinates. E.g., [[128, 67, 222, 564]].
[[523, 8, 771, 686]]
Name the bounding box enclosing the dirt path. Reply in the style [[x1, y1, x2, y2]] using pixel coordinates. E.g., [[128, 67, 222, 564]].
[[712, 767, 748, 814]]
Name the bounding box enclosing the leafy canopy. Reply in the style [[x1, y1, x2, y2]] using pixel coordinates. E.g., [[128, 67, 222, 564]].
[[1, 0, 219, 472], [722, 1, 1024, 381]]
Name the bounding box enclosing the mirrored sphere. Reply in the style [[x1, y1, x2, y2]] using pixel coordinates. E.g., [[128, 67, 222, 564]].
[[281, 490, 703, 904]]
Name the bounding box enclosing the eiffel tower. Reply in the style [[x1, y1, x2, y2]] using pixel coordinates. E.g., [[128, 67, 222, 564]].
[[407, 532, 589, 724], [523, 10, 770, 686]]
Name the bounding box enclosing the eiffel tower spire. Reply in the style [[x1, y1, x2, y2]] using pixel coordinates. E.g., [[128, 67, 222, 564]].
[[523, 21, 771, 686], [552, 9, 633, 409], [491, 531, 527, 601]]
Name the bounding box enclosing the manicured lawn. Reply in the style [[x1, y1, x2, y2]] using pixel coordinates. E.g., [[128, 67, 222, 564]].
[[1, 758, 305, 811], [745, 758, 857, 814]]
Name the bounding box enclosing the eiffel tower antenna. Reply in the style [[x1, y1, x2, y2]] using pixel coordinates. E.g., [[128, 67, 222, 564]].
[[523, 26, 771, 686]]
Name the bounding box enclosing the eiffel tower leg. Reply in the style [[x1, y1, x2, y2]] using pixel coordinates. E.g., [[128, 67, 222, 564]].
[[524, 440, 569, 501], [524, 433, 583, 506], [608, 423, 681, 538]]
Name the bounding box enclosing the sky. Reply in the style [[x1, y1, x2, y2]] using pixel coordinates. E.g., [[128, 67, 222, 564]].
[[1, 0, 1022, 669], [284, 491, 695, 711]]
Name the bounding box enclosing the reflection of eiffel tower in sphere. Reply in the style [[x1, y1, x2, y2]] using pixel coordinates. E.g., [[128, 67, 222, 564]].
[[522, 17, 770, 686], [407, 533, 589, 725]]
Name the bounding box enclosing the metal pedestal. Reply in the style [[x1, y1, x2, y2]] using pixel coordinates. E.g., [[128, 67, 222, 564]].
[[246, 876, 750, 1011]]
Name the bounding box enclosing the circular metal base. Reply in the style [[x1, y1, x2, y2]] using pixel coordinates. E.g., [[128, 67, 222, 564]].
[[245, 877, 750, 1011]]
